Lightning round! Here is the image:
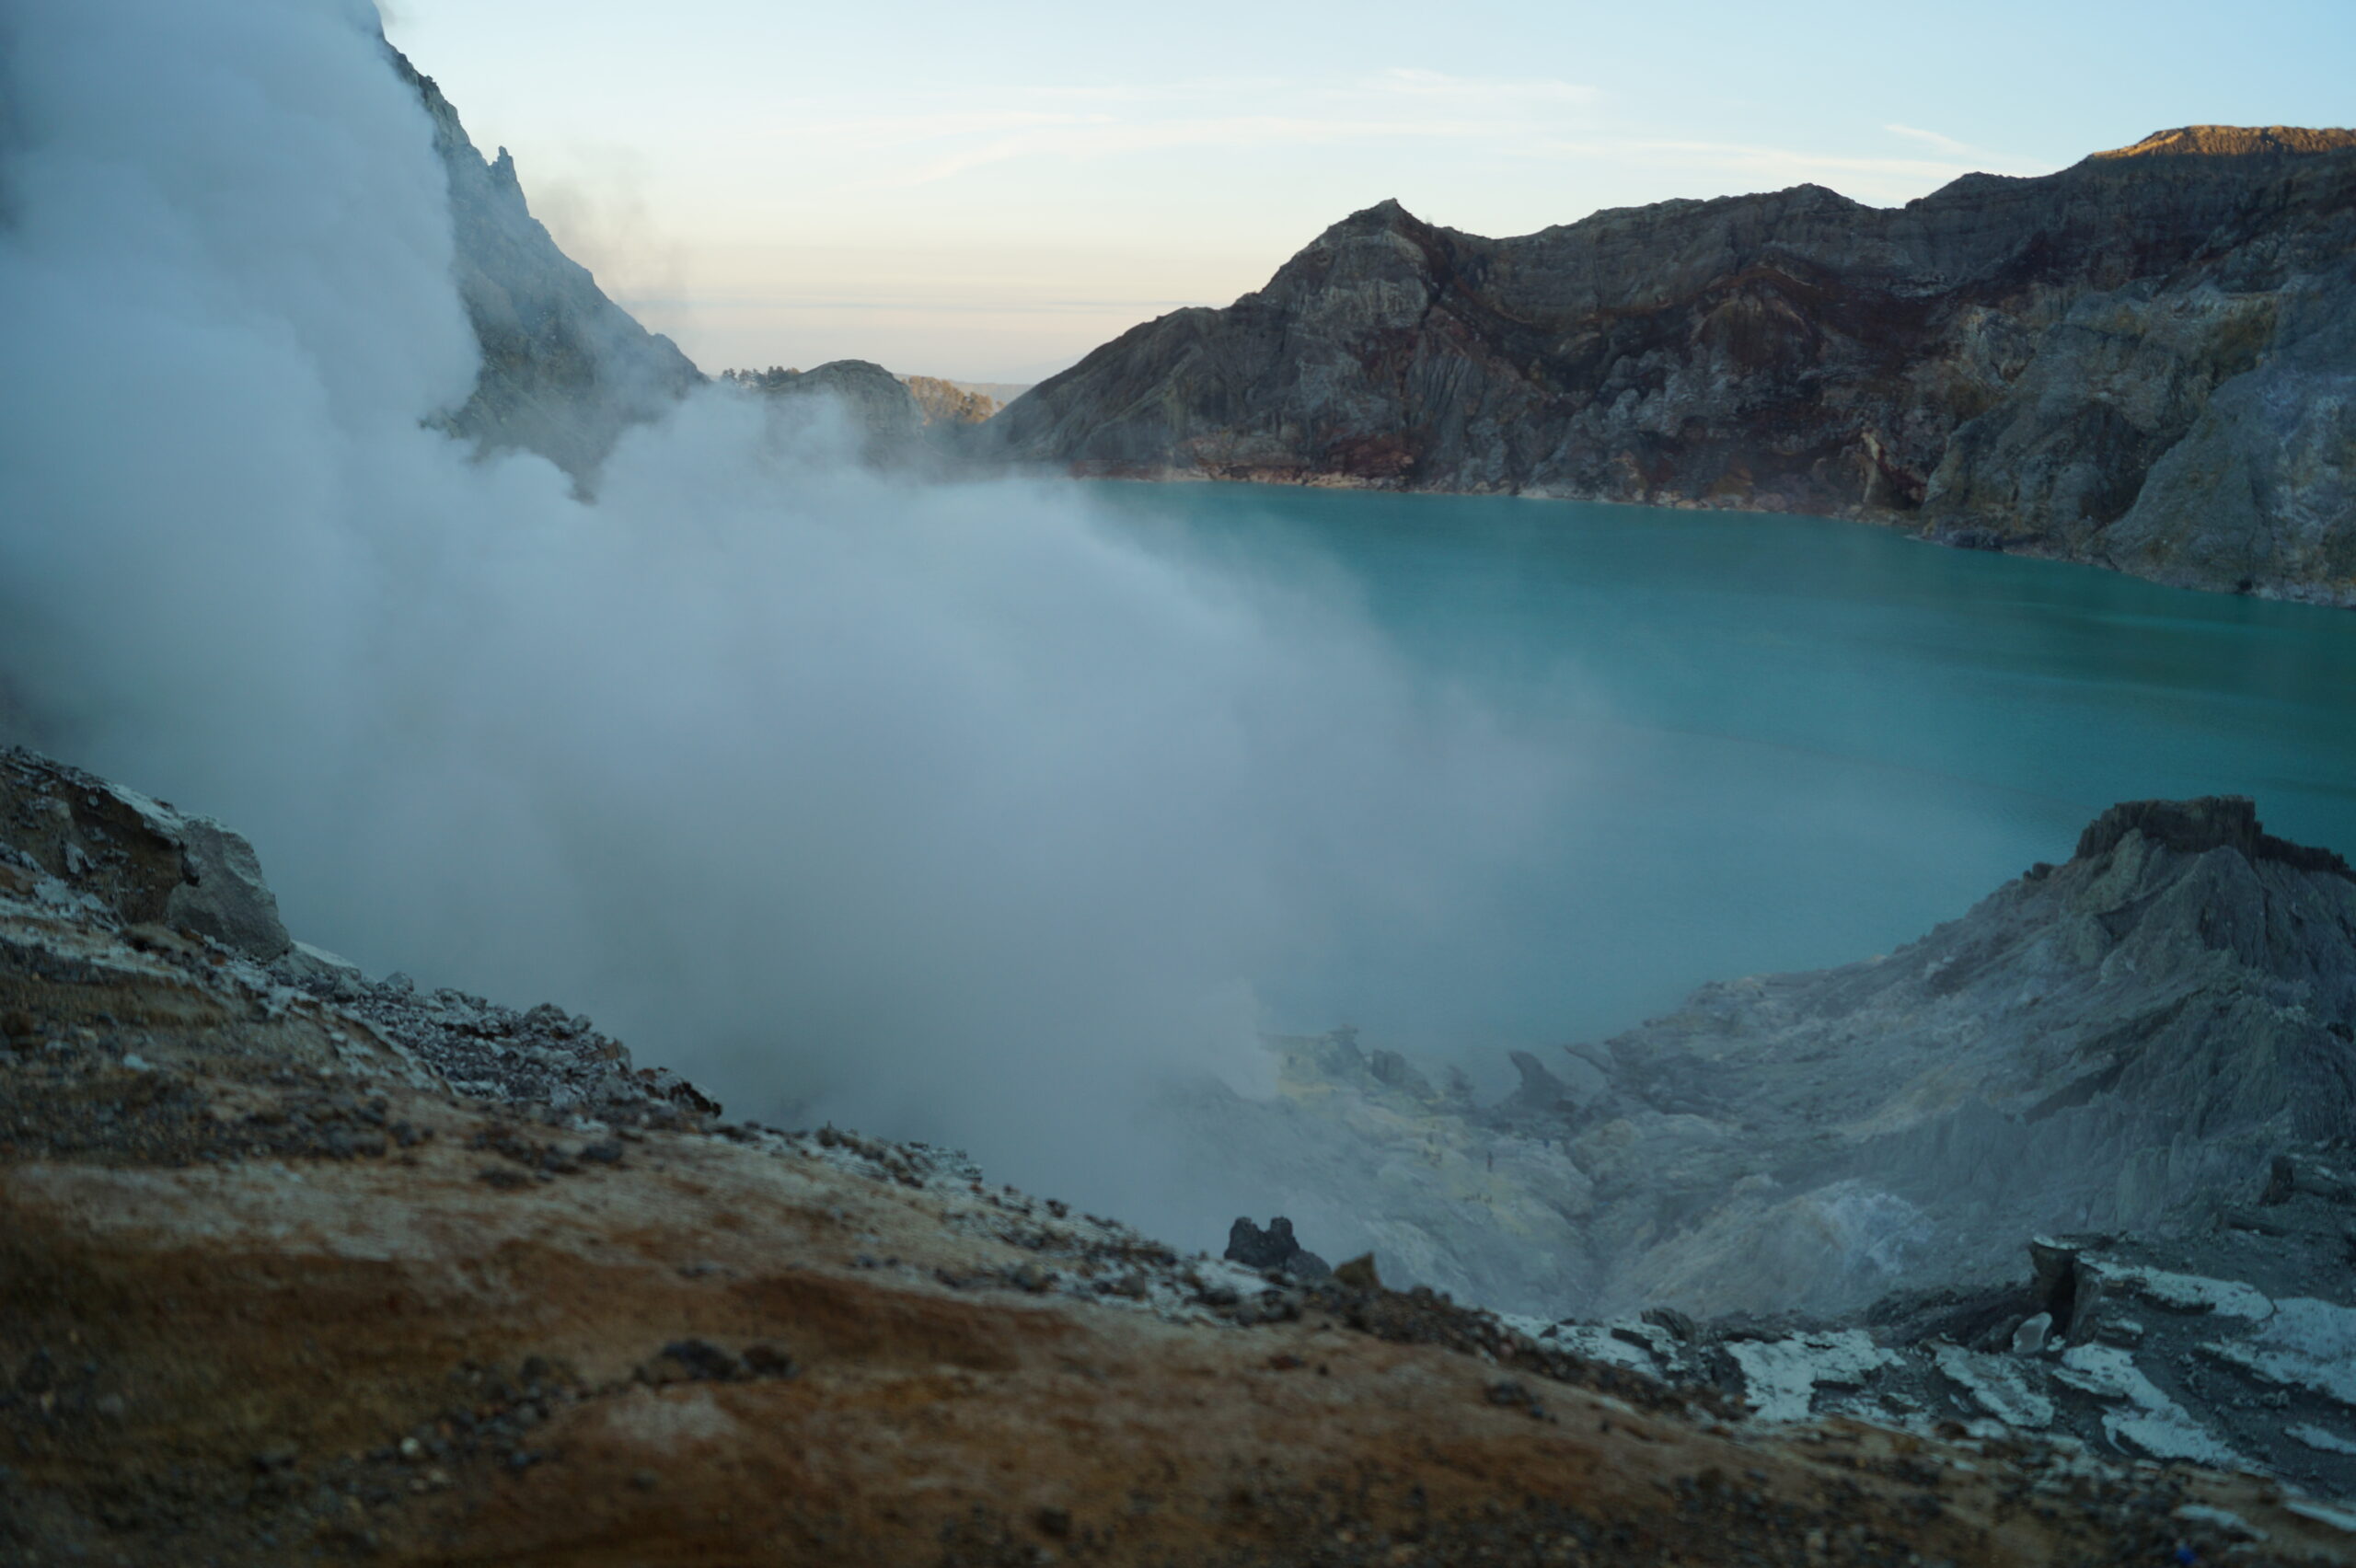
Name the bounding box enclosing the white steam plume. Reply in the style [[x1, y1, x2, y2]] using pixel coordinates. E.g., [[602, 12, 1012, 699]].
[[0, 0, 1562, 1242]]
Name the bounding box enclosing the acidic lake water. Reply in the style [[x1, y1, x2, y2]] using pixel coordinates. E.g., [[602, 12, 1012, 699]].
[[1086, 482, 2356, 1078]]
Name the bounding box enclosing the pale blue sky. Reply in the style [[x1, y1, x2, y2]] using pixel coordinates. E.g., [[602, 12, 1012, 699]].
[[382, 1, 2355, 383]]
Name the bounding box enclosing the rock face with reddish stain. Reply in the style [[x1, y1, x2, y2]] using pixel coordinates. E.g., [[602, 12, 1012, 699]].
[[983, 126, 2356, 606]]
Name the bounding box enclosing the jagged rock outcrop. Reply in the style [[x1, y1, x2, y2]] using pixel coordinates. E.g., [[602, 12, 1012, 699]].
[[986, 127, 2356, 605], [900, 374, 1002, 425], [26, 751, 2355, 1562], [1170, 797, 2356, 1323], [387, 48, 703, 485], [1224, 1215, 1331, 1279], [1, 748, 289, 963]]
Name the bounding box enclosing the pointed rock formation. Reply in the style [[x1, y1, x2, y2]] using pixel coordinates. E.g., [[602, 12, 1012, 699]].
[[387, 48, 704, 485]]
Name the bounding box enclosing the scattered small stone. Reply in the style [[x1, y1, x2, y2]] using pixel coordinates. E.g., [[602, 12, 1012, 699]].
[[742, 1343, 795, 1378], [1484, 1378, 1549, 1420]]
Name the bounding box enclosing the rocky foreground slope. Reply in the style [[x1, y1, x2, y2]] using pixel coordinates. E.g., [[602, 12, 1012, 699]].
[[984, 127, 2356, 605], [9, 751, 2356, 1564]]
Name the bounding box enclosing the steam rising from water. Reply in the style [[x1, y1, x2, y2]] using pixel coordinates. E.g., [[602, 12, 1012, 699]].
[[0, 0, 1562, 1239]]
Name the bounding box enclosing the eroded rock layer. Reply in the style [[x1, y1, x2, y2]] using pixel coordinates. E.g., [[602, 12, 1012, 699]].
[[986, 127, 2356, 605]]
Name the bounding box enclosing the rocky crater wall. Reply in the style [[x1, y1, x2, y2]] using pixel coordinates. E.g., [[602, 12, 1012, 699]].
[[984, 127, 2356, 605]]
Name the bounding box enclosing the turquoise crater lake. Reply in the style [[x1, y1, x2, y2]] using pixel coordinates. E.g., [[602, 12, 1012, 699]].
[[1084, 482, 2356, 1074]]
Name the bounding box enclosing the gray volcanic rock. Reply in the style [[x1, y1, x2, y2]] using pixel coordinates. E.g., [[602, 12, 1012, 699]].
[[1528, 1160, 2356, 1496], [986, 127, 2356, 605], [0, 747, 289, 962], [1553, 795, 2356, 1318], [1167, 797, 2356, 1323], [1225, 1216, 1331, 1280], [20, 766, 2356, 1568], [388, 48, 703, 486]]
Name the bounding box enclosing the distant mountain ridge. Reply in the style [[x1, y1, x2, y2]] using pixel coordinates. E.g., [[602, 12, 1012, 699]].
[[982, 127, 2356, 606]]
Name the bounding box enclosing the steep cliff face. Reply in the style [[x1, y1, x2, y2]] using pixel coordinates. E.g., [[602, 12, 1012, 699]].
[[387, 49, 704, 485], [986, 128, 2356, 605]]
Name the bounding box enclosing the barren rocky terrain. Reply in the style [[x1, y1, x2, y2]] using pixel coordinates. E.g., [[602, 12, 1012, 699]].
[[1171, 799, 2356, 1325], [7, 752, 2356, 1564]]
